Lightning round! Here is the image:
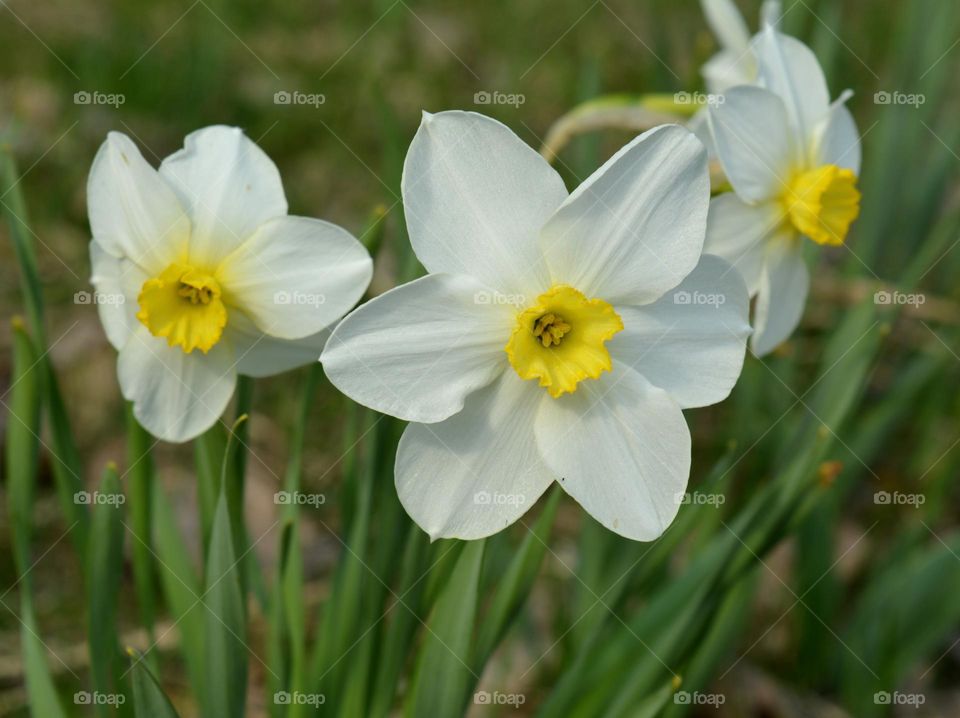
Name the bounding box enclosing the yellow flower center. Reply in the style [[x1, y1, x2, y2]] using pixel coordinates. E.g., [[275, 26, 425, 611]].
[[136, 263, 227, 354], [506, 285, 623, 398], [783, 164, 861, 246]]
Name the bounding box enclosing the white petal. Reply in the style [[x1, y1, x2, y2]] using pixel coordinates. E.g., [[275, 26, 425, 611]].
[[688, 109, 717, 157], [89, 241, 148, 350], [753, 28, 830, 146], [322, 273, 513, 423], [701, 0, 751, 52], [227, 312, 328, 378], [395, 370, 554, 540], [219, 216, 371, 340], [752, 235, 809, 356], [401, 111, 567, 297], [87, 132, 190, 274], [159, 126, 288, 267], [609, 254, 751, 409], [704, 193, 784, 294], [535, 364, 690, 541], [118, 327, 237, 442], [708, 85, 796, 203], [760, 1, 783, 28], [702, 49, 757, 94], [540, 125, 709, 306], [813, 92, 861, 174]]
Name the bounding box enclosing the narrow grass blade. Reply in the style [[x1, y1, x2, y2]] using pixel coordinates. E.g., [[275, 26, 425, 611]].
[[125, 406, 158, 645], [1, 149, 88, 555], [473, 486, 562, 669], [5, 320, 68, 717], [202, 419, 249, 718], [127, 649, 181, 718], [87, 462, 127, 716], [149, 479, 205, 694], [404, 539, 485, 718]]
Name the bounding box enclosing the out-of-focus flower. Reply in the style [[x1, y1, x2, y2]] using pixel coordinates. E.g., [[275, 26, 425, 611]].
[[705, 28, 862, 355], [700, 0, 783, 93]]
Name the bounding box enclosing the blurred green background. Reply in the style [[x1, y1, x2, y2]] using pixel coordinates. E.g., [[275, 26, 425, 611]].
[[1, 0, 960, 715]]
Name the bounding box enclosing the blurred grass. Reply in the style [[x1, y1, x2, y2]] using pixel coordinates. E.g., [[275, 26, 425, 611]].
[[1, 0, 960, 716]]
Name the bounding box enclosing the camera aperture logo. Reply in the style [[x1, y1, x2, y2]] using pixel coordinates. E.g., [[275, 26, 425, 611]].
[[75, 691, 125, 706], [74, 91, 125, 108], [74, 290, 125, 306], [74, 490, 125, 507], [474, 691, 526, 707], [873, 289, 925, 307], [675, 491, 725, 507], [274, 90, 326, 108], [474, 90, 525, 108], [474, 491, 526, 507], [673, 290, 726, 308], [274, 490, 326, 508], [274, 290, 326, 307], [474, 290, 526, 307], [674, 691, 725, 706], [874, 691, 925, 707], [874, 490, 925, 507], [274, 691, 325, 706], [873, 90, 925, 108], [674, 91, 724, 107]]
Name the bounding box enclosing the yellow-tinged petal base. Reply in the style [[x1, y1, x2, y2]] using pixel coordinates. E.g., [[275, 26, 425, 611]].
[[137, 263, 227, 353], [784, 164, 861, 246], [506, 285, 623, 398]]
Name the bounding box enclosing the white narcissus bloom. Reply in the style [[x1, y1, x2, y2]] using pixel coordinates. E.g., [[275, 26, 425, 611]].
[[322, 111, 751, 542], [705, 28, 862, 356], [87, 126, 373, 442]]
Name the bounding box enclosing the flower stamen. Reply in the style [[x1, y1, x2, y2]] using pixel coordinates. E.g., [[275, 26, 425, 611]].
[[784, 164, 861, 246], [137, 263, 227, 354], [506, 285, 622, 398]]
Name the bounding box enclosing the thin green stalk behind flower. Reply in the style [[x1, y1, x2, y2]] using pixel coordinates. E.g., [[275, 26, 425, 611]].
[[87, 463, 129, 716], [0, 148, 89, 556], [5, 320, 68, 717]]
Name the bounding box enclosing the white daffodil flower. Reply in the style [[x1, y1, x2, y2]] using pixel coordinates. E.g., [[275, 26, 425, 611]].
[[700, 0, 782, 94], [322, 111, 751, 542], [704, 28, 862, 356], [87, 126, 373, 442]]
